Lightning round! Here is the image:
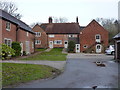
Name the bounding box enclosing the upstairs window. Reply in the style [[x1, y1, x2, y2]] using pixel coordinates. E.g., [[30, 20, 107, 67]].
[[68, 34, 74, 38], [95, 34, 101, 43], [95, 34, 100, 39], [6, 22, 11, 31], [27, 32, 29, 37], [35, 40, 41, 44], [35, 32, 41, 37], [49, 35, 54, 38]]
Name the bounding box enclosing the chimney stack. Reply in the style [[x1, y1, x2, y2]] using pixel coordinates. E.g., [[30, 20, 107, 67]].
[[48, 17, 52, 23], [76, 16, 79, 23]]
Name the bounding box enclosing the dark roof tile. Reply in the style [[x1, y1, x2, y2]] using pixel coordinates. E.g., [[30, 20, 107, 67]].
[[41, 23, 81, 34], [0, 9, 34, 34]]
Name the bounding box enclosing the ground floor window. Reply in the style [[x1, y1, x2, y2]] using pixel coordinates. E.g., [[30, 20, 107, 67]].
[[83, 45, 88, 48], [4, 38, 12, 47], [35, 40, 41, 44], [54, 40, 62, 45]]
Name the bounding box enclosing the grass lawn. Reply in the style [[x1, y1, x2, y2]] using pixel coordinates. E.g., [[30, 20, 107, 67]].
[[35, 48, 46, 52], [21, 48, 67, 61], [2, 63, 60, 87]]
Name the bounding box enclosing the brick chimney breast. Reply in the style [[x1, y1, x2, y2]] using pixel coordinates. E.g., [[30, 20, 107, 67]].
[[76, 16, 79, 23], [48, 17, 52, 23]]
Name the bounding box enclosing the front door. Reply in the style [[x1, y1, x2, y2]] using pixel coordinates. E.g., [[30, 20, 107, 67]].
[[26, 41, 30, 54], [96, 44, 102, 53], [76, 44, 80, 53], [49, 41, 53, 48], [64, 41, 68, 48]]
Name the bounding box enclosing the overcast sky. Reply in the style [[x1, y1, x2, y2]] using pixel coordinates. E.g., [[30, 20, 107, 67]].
[[2, 0, 120, 26]]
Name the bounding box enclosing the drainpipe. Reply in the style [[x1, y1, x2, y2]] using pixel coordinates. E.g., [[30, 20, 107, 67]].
[[16, 25, 20, 42], [47, 33, 48, 48]]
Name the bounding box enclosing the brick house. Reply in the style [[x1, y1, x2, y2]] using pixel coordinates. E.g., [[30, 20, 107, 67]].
[[32, 24, 47, 48], [33, 17, 80, 52], [33, 17, 108, 53], [0, 9, 35, 55], [114, 33, 120, 60], [80, 20, 108, 53]]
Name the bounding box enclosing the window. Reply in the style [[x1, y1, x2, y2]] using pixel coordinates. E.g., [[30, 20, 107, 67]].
[[6, 22, 11, 31], [49, 35, 54, 38], [54, 40, 62, 45], [4, 38, 12, 47], [83, 45, 88, 48], [27, 32, 29, 37], [95, 34, 101, 39], [35, 32, 41, 37], [95, 34, 101, 42], [68, 34, 74, 38], [97, 45, 101, 49], [35, 40, 41, 44]]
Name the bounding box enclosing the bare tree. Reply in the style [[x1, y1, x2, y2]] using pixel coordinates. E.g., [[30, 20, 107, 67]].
[[96, 18, 119, 44], [30, 22, 42, 28], [0, 1, 22, 19], [53, 17, 68, 23]]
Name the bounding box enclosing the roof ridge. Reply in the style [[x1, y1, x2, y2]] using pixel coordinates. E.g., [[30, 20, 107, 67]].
[[0, 9, 33, 33]]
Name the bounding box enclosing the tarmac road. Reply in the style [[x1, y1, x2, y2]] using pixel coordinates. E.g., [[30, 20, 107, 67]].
[[16, 53, 118, 89]]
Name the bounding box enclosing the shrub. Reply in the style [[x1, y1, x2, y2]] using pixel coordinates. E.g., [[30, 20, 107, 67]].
[[12, 42, 21, 57], [0, 44, 15, 60], [68, 41, 75, 53]]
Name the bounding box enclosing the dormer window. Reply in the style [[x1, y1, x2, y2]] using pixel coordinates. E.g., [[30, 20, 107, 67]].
[[95, 34, 101, 42], [6, 22, 11, 31], [68, 34, 74, 38]]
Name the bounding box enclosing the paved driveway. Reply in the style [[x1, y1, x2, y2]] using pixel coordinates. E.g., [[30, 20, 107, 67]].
[[16, 53, 118, 88]]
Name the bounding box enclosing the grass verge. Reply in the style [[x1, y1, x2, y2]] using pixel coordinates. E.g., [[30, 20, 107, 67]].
[[2, 63, 60, 87], [21, 48, 67, 61]]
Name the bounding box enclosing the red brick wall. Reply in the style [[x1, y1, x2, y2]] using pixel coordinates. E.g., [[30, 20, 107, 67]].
[[0, 19, 2, 44], [1, 19, 35, 54], [80, 20, 108, 53], [2, 19, 16, 43], [48, 34, 68, 48], [17, 29, 35, 53], [32, 25, 47, 48]]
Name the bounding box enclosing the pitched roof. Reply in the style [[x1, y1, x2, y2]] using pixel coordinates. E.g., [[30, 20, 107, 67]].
[[40, 23, 49, 30], [113, 33, 120, 39], [0, 9, 34, 34], [40, 23, 80, 34], [80, 26, 86, 30]]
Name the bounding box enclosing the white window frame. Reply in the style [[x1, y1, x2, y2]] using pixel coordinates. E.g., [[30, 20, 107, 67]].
[[49, 34, 54, 38], [6, 21, 11, 31], [27, 32, 29, 37], [95, 34, 101, 43], [83, 45, 88, 48], [54, 40, 62, 45], [68, 34, 74, 38], [4, 38, 12, 47], [35, 32, 41, 37], [35, 40, 41, 45]]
